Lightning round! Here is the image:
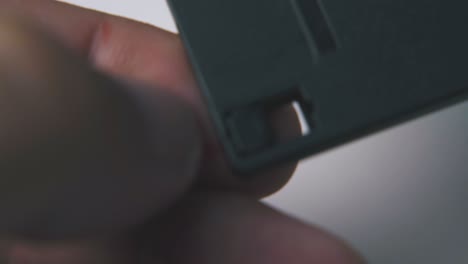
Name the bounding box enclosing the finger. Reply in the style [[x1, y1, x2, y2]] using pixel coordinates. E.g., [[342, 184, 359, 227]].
[[0, 17, 201, 238], [140, 192, 365, 264], [1, 0, 301, 197], [0, 237, 139, 264]]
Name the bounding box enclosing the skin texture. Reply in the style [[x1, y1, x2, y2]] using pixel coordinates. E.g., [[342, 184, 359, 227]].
[[0, 0, 366, 263]]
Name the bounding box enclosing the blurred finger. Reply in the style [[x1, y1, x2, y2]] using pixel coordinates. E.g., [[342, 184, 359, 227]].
[[0, 237, 140, 264], [0, 0, 301, 197], [141, 192, 365, 264], [0, 16, 201, 238]]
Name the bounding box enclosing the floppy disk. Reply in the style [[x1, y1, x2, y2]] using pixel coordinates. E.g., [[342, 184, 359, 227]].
[[168, 0, 468, 173]]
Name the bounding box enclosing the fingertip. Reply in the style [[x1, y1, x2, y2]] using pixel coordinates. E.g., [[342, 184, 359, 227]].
[[148, 192, 365, 264], [0, 3, 302, 199], [0, 18, 202, 238]]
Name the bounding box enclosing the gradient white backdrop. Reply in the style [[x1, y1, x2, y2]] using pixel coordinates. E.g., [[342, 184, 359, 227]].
[[60, 1, 468, 262]]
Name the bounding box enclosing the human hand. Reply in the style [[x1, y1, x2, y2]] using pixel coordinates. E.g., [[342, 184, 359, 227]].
[[0, 1, 364, 263]]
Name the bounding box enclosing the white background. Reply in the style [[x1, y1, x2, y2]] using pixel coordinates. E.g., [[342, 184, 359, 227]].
[[61, 1, 468, 262]]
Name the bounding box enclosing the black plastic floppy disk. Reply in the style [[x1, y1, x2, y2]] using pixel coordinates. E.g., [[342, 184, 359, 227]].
[[168, 0, 468, 173]]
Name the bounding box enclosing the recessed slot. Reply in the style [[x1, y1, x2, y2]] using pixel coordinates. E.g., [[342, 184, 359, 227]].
[[225, 88, 316, 157], [268, 96, 315, 140], [292, 0, 337, 54]]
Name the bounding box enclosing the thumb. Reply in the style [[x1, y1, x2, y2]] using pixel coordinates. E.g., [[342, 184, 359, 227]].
[[0, 16, 201, 239]]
